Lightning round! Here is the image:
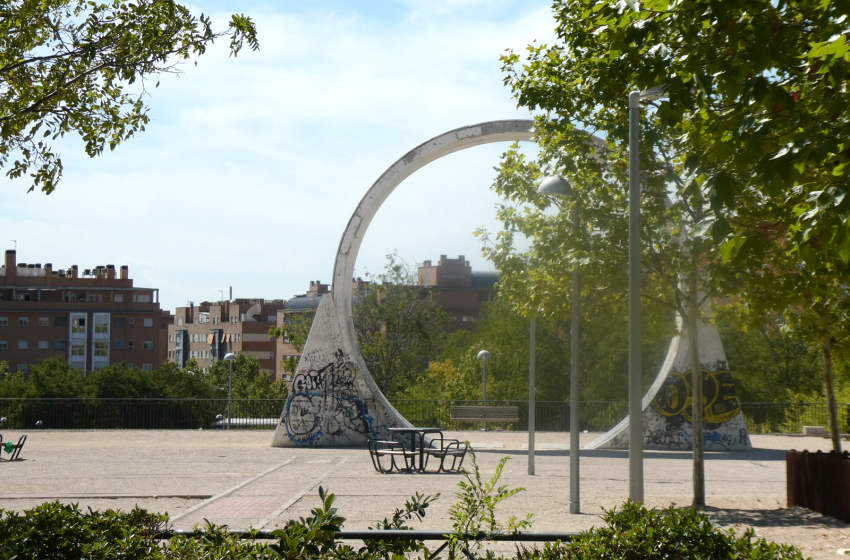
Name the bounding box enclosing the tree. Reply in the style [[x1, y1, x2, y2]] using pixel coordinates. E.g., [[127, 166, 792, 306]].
[[269, 307, 317, 375], [269, 253, 450, 398], [495, 0, 850, 504], [500, 0, 850, 453], [200, 353, 287, 400], [1, 0, 258, 193], [353, 253, 449, 398]]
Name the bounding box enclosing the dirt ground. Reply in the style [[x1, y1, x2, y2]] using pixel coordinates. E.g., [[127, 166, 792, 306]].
[[0, 429, 846, 559]]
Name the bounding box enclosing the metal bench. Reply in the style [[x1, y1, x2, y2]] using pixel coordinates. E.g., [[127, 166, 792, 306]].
[[1, 435, 26, 461], [367, 439, 417, 474], [450, 406, 520, 423], [423, 440, 469, 473]]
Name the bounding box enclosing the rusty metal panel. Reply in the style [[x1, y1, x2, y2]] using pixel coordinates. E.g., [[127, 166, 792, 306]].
[[787, 449, 850, 522]]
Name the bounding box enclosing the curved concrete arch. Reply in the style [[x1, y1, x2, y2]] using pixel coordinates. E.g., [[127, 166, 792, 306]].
[[272, 120, 535, 446]]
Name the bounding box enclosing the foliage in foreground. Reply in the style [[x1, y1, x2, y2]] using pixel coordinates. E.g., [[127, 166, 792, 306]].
[[0, 453, 807, 560], [518, 500, 805, 560]]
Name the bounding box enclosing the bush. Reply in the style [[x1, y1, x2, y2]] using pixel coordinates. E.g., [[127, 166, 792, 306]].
[[518, 500, 805, 560], [0, 502, 165, 559]]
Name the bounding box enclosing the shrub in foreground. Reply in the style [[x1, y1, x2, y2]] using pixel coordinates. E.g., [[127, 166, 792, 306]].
[[518, 500, 805, 560]]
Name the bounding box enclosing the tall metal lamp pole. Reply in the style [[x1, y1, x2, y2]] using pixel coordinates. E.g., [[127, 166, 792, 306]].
[[628, 85, 668, 503], [224, 352, 237, 430], [477, 350, 491, 431], [537, 176, 580, 513]]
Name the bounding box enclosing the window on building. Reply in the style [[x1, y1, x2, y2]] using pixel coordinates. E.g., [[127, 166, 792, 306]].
[[87, 294, 102, 302], [18, 317, 28, 327], [0, 341, 6, 350], [128, 341, 134, 350], [70, 344, 84, 357], [55, 316, 67, 328], [94, 322, 108, 334], [18, 341, 27, 349], [113, 317, 124, 328], [17, 364, 27, 373], [65, 294, 76, 302], [39, 317, 49, 327], [72, 317, 85, 333], [129, 318, 134, 327], [143, 318, 153, 327], [94, 341, 108, 357], [54, 340, 67, 350], [38, 340, 48, 350], [113, 340, 125, 350], [142, 364, 153, 372], [0, 318, 6, 326], [114, 294, 124, 303]]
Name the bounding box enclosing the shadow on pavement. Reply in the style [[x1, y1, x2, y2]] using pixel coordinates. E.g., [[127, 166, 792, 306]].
[[704, 505, 850, 529], [471, 448, 788, 461]]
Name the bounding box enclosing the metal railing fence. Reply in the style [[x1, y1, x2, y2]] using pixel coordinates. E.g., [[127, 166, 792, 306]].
[[0, 398, 845, 433], [0, 398, 286, 430]]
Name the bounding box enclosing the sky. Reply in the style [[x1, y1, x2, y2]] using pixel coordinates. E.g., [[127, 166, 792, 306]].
[[1, 0, 557, 313]]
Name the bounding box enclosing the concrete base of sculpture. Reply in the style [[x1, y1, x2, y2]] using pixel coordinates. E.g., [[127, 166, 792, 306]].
[[585, 321, 752, 451], [271, 295, 406, 447]]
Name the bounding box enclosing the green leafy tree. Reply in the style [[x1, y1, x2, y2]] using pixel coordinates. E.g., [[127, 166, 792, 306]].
[[720, 325, 823, 403], [200, 352, 287, 400], [269, 308, 317, 375], [270, 252, 449, 398], [1, 0, 258, 193], [354, 253, 449, 398], [501, 0, 850, 453], [84, 361, 213, 399]]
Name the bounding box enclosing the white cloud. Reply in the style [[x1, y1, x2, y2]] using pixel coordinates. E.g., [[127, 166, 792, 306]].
[[0, 0, 555, 312]]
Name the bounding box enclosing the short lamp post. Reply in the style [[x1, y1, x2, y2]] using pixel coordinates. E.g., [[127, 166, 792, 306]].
[[537, 175, 581, 514], [224, 352, 237, 430], [477, 350, 491, 431]]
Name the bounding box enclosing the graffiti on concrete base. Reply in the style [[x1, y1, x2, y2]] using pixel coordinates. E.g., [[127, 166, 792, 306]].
[[651, 366, 742, 426], [284, 349, 376, 444]]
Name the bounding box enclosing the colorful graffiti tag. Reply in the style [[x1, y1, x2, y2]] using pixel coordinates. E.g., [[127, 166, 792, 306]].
[[284, 349, 376, 444], [651, 367, 741, 426]]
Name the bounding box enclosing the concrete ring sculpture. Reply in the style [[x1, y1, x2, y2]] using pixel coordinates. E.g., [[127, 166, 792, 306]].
[[272, 120, 535, 446]]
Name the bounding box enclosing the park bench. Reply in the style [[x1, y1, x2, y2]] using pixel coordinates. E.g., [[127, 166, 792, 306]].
[[423, 439, 469, 473], [1, 435, 27, 461], [367, 439, 417, 473], [450, 406, 520, 424]]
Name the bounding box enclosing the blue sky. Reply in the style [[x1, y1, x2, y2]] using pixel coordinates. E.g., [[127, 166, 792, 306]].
[[1, 0, 555, 312]]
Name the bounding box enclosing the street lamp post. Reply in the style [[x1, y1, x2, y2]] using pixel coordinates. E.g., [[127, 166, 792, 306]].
[[537, 176, 581, 514], [628, 86, 668, 503], [477, 350, 491, 431], [224, 352, 237, 430]]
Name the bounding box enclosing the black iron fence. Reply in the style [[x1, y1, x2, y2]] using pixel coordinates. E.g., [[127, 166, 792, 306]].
[[0, 398, 286, 430], [0, 398, 845, 433]]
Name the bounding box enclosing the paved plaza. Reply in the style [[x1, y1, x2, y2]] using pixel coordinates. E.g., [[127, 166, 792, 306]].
[[0, 430, 847, 558]]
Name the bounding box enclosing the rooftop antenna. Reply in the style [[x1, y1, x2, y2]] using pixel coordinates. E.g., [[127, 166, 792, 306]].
[[11, 240, 16, 251], [218, 290, 224, 301]]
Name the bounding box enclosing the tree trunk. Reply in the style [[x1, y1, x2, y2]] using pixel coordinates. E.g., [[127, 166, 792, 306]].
[[821, 309, 842, 453], [687, 266, 706, 508]]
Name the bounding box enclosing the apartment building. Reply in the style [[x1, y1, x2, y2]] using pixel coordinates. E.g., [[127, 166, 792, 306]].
[[273, 280, 331, 381], [0, 249, 170, 374], [417, 255, 497, 333], [166, 299, 286, 374]]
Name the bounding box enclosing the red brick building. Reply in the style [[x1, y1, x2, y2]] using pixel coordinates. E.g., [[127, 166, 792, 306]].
[[167, 299, 286, 374], [0, 249, 171, 374], [417, 255, 497, 333]]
